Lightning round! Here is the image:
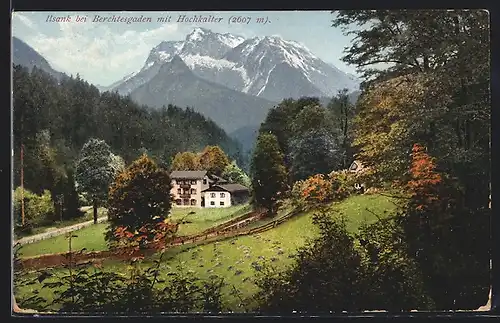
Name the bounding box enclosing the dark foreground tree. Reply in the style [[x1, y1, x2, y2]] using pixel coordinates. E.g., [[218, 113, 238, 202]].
[[399, 144, 491, 309], [250, 133, 288, 215], [333, 10, 490, 308]]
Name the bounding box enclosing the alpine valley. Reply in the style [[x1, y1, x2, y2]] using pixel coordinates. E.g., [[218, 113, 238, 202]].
[[12, 28, 361, 153]]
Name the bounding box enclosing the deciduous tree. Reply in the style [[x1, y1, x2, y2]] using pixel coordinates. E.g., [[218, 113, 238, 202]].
[[289, 128, 342, 182], [328, 88, 356, 168], [260, 97, 322, 166], [75, 138, 115, 224], [222, 161, 251, 187], [197, 145, 230, 176], [107, 154, 174, 248], [170, 152, 200, 171]]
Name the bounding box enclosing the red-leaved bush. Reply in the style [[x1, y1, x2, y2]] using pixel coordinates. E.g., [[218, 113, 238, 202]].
[[406, 143, 442, 211]]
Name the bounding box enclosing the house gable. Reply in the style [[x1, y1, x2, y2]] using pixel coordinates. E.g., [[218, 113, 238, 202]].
[[201, 185, 229, 193], [202, 184, 249, 194]]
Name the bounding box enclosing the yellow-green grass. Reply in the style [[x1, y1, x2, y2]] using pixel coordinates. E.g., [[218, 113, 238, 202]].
[[15, 208, 107, 239], [169, 204, 250, 236], [18, 223, 109, 258], [18, 205, 250, 258], [15, 193, 399, 312]]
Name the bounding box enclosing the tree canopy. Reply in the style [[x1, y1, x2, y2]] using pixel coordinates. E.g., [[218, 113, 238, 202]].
[[107, 154, 174, 248], [250, 133, 288, 215]]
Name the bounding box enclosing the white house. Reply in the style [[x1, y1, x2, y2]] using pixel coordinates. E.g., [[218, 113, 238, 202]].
[[201, 184, 250, 208]]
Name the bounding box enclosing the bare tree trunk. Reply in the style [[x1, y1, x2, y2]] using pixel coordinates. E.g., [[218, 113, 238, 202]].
[[93, 200, 98, 224]]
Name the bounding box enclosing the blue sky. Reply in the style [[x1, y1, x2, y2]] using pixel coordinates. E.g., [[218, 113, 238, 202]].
[[12, 11, 360, 87]]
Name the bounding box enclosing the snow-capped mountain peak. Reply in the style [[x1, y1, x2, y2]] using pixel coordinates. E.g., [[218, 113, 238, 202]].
[[111, 27, 360, 102], [217, 32, 245, 48], [186, 27, 207, 41]]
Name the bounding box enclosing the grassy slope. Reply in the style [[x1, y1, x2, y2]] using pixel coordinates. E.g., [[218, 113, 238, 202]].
[[18, 205, 250, 258], [15, 193, 400, 311], [170, 204, 250, 236], [19, 223, 109, 258], [15, 208, 105, 239]]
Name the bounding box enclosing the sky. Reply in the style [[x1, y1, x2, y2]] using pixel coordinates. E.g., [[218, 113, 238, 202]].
[[12, 11, 360, 87]]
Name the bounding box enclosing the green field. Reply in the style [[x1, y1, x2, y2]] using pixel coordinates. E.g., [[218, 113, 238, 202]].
[[15, 193, 400, 311], [18, 204, 250, 258], [19, 223, 109, 258], [169, 204, 250, 236], [14, 207, 105, 239]]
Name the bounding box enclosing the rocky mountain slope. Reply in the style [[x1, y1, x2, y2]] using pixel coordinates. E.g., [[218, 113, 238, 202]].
[[12, 37, 65, 80], [111, 27, 360, 102], [129, 55, 276, 134]]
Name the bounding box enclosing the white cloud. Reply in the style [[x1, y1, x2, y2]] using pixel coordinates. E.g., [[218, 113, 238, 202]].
[[22, 20, 182, 85], [16, 14, 35, 29]]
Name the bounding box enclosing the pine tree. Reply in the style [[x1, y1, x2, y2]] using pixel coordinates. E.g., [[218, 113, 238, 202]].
[[63, 167, 84, 220], [250, 133, 288, 215]]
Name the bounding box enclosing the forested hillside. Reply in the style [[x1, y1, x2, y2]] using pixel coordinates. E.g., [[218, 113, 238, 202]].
[[12, 64, 243, 199]]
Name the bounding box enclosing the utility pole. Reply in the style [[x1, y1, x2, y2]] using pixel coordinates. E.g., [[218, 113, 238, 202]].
[[20, 144, 25, 226]]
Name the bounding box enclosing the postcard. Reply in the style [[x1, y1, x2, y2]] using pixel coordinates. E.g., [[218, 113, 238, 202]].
[[11, 10, 492, 315]]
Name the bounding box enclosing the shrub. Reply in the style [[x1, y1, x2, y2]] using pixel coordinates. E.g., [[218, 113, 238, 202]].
[[290, 180, 307, 210], [253, 210, 434, 313], [328, 170, 358, 200], [78, 193, 90, 206], [13, 187, 55, 233], [15, 252, 228, 313], [291, 171, 360, 210], [291, 174, 333, 209]]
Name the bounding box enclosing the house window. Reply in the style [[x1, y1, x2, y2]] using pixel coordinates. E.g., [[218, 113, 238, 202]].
[[191, 180, 196, 185], [210, 201, 215, 206], [175, 199, 182, 205], [203, 179, 207, 185], [190, 189, 196, 195], [210, 193, 216, 198], [190, 199, 196, 206], [183, 199, 189, 205], [220, 193, 225, 198], [177, 188, 181, 194], [220, 201, 224, 206]]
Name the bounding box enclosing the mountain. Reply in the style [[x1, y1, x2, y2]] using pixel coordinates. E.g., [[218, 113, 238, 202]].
[[111, 28, 360, 102], [129, 55, 276, 134], [12, 37, 65, 80], [229, 125, 260, 154]]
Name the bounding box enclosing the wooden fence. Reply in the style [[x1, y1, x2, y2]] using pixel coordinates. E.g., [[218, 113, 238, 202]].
[[18, 209, 302, 270]]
